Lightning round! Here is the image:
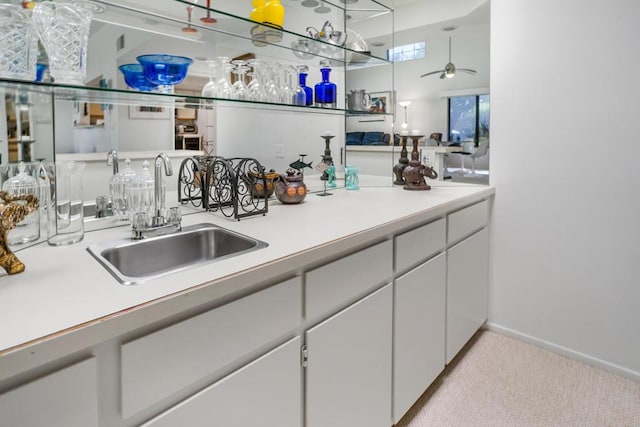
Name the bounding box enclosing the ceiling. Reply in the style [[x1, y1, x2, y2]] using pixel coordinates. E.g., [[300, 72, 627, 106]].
[[363, 0, 490, 51]]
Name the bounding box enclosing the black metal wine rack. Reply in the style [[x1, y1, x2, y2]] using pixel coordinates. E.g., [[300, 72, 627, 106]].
[[178, 155, 269, 221]]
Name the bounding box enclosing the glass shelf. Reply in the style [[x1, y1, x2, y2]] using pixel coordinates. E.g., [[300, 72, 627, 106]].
[[0, 78, 394, 117], [88, 0, 392, 68]]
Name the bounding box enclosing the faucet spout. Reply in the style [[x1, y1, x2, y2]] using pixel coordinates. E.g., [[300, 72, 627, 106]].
[[153, 153, 173, 226], [107, 149, 119, 175]]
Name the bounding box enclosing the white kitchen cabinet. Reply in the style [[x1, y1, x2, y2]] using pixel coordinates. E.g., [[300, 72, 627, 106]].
[[393, 252, 446, 424], [143, 336, 301, 427], [306, 284, 392, 427], [446, 227, 489, 363], [121, 277, 301, 418], [0, 357, 98, 427]]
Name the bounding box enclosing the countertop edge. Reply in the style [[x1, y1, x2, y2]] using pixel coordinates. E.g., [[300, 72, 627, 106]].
[[0, 186, 494, 380]]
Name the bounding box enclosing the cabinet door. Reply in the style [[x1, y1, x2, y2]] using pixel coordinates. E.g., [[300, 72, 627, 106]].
[[394, 252, 446, 423], [0, 358, 98, 427], [143, 337, 301, 427], [446, 227, 489, 363], [306, 284, 392, 427]]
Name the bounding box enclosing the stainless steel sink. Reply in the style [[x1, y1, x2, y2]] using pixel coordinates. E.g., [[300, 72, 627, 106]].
[[87, 223, 268, 285]]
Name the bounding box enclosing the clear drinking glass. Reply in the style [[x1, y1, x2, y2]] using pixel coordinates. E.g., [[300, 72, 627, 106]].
[[33, 2, 93, 85], [47, 161, 86, 246], [0, 5, 38, 81]]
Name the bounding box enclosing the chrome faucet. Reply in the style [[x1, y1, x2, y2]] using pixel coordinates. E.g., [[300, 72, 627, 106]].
[[107, 149, 119, 175], [131, 153, 181, 240], [152, 152, 173, 227]]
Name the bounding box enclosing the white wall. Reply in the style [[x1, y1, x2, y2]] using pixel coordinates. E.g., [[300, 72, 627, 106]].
[[215, 103, 344, 180], [490, 0, 640, 379]]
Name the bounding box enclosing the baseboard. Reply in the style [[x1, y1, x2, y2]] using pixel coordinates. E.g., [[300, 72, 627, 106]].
[[485, 323, 640, 383]]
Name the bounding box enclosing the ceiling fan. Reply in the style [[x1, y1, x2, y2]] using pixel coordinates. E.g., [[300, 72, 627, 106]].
[[420, 37, 477, 79]]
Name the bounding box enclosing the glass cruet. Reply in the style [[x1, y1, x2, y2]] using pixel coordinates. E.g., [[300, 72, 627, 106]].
[[109, 158, 136, 221], [126, 160, 154, 223], [2, 162, 40, 245]]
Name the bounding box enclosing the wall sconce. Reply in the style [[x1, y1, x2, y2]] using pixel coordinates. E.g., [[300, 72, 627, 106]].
[[399, 100, 411, 129]]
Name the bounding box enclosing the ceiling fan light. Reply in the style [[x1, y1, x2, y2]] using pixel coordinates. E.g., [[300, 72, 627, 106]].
[[445, 72, 455, 78]]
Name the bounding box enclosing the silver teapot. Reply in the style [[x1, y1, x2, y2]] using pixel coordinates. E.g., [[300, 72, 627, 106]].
[[306, 21, 347, 46]]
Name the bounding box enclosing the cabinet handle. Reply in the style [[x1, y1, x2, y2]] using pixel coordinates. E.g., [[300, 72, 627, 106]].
[[301, 344, 308, 368]]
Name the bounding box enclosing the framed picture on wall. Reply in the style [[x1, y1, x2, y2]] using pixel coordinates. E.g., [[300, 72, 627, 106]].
[[129, 105, 171, 120], [369, 91, 394, 114]]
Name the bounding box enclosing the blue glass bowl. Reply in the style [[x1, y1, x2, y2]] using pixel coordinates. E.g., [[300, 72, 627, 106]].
[[136, 54, 193, 86], [35, 63, 48, 82], [118, 64, 159, 91]]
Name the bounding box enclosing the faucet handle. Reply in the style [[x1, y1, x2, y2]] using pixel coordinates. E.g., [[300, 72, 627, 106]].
[[168, 207, 181, 225], [132, 212, 150, 231]]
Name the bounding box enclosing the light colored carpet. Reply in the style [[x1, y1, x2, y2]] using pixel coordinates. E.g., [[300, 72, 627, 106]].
[[396, 330, 640, 427]]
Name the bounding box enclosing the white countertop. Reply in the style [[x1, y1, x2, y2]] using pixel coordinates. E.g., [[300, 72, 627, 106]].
[[0, 182, 494, 361]]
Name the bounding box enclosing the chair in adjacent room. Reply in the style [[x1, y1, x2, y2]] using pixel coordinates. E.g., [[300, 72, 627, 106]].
[[466, 139, 489, 176]]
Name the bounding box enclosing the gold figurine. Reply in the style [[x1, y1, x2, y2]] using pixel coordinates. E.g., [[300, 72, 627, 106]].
[[0, 191, 39, 275]]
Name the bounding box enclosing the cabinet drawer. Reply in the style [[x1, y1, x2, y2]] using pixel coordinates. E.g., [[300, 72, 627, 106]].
[[395, 218, 445, 273], [121, 277, 301, 418], [143, 337, 301, 427], [0, 358, 98, 427], [448, 199, 488, 244], [306, 240, 392, 320]]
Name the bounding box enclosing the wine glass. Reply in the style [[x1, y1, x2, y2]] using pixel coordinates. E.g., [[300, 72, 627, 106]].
[[200, 0, 217, 24], [182, 1, 198, 34], [246, 58, 264, 101], [230, 59, 249, 100], [201, 60, 217, 106], [216, 57, 233, 99]]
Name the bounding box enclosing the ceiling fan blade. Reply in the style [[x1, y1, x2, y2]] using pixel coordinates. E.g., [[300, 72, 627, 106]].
[[440, 72, 446, 79], [457, 68, 477, 75], [420, 70, 445, 78]]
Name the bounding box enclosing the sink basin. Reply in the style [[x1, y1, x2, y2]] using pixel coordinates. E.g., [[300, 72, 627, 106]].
[[87, 223, 268, 285]]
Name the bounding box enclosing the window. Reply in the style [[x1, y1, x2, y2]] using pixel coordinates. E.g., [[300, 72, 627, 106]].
[[448, 94, 490, 145], [387, 42, 425, 62]]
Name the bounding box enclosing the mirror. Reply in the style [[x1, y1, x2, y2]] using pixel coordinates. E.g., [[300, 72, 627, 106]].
[[344, 0, 490, 186], [1, 0, 490, 235]]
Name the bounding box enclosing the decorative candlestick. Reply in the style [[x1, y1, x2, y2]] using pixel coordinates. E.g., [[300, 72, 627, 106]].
[[393, 133, 410, 185], [320, 133, 334, 180]]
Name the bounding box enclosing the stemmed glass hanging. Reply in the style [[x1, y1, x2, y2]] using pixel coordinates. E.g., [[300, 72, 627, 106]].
[[182, 1, 198, 34], [230, 59, 249, 100], [201, 59, 218, 104], [200, 0, 217, 24], [216, 57, 233, 99], [264, 62, 280, 103], [247, 58, 264, 102]]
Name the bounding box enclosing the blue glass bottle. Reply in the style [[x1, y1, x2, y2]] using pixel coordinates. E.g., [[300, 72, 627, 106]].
[[314, 62, 337, 108], [299, 71, 313, 106]]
